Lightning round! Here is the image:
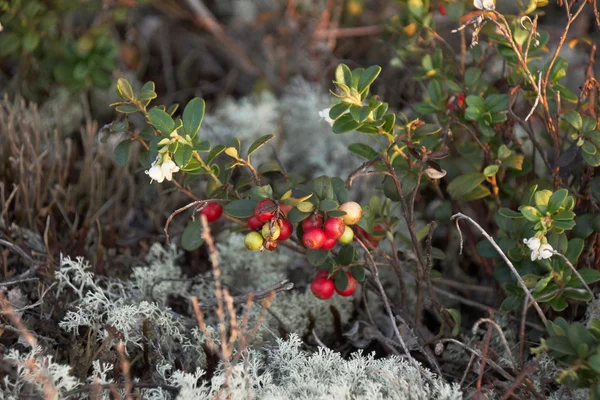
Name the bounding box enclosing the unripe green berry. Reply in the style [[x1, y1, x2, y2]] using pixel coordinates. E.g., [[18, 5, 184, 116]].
[[262, 222, 281, 240], [244, 231, 264, 250], [338, 225, 354, 244]]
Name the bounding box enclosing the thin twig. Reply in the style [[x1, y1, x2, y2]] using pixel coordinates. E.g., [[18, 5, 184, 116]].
[[552, 251, 595, 301], [451, 213, 547, 326], [199, 280, 293, 308], [472, 318, 517, 368]]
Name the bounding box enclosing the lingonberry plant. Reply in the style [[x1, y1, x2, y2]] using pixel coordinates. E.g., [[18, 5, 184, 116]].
[[104, 0, 600, 396]]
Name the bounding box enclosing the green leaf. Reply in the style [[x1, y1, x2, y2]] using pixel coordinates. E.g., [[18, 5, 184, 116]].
[[348, 143, 378, 160], [248, 134, 276, 156], [258, 161, 283, 175], [247, 185, 273, 200], [483, 165, 499, 177], [332, 114, 361, 134], [22, 31, 40, 52], [552, 219, 576, 230], [335, 64, 353, 88], [447, 172, 486, 200], [319, 199, 339, 212], [519, 206, 543, 222], [182, 97, 205, 137], [174, 144, 193, 167], [546, 336, 577, 356], [207, 145, 226, 164], [448, 309, 461, 337], [428, 80, 443, 104], [500, 295, 522, 311], [139, 81, 157, 100], [296, 202, 314, 213], [339, 244, 357, 265], [192, 139, 210, 152], [288, 207, 311, 223], [562, 109, 582, 130], [553, 210, 575, 220], [381, 113, 395, 133], [181, 219, 204, 251], [497, 144, 512, 159], [148, 108, 175, 134], [583, 149, 600, 167], [503, 154, 524, 170], [307, 249, 329, 266], [549, 296, 568, 312], [0, 32, 21, 56], [334, 271, 349, 291], [357, 65, 382, 94], [582, 140, 597, 155], [314, 176, 334, 200], [565, 238, 584, 264], [548, 189, 568, 213], [116, 78, 135, 101], [351, 266, 365, 282], [466, 95, 485, 110], [568, 323, 597, 348], [573, 268, 600, 286], [115, 104, 139, 114], [223, 199, 258, 218], [110, 120, 129, 133], [499, 208, 523, 218], [114, 140, 132, 166], [588, 355, 600, 374], [534, 190, 552, 207], [329, 102, 351, 119], [330, 178, 348, 205]]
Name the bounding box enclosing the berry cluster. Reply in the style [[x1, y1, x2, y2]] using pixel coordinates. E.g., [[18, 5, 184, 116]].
[[244, 199, 293, 252], [300, 201, 362, 250], [311, 270, 358, 299]]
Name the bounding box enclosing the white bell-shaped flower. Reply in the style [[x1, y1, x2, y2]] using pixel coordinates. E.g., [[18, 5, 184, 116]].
[[145, 155, 179, 183], [318, 108, 335, 127], [474, 0, 495, 11], [523, 236, 554, 261]]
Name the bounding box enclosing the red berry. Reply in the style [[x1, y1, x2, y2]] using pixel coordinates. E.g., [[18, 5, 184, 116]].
[[302, 228, 326, 249], [200, 202, 223, 223], [311, 276, 335, 300], [321, 237, 337, 250], [437, 3, 447, 16], [247, 216, 263, 231], [254, 199, 276, 222], [301, 214, 323, 231], [335, 272, 358, 296], [323, 218, 346, 240], [277, 219, 293, 241]]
